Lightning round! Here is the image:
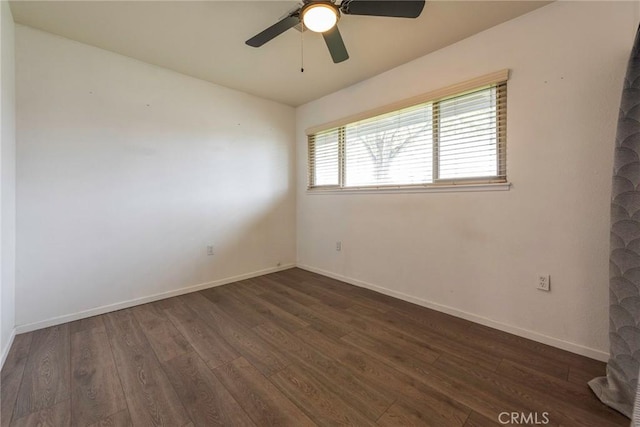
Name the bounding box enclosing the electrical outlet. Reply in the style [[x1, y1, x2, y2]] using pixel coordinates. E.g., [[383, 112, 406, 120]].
[[207, 245, 214, 256], [537, 274, 550, 291], [336, 241, 342, 251]]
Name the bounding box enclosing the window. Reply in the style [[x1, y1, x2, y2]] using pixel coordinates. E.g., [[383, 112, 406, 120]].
[[307, 71, 508, 191]]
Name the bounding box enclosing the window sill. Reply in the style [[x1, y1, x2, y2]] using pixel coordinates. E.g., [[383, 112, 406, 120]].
[[306, 182, 511, 194]]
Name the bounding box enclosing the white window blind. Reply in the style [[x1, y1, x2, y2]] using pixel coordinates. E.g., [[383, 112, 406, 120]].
[[344, 104, 433, 187], [309, 128, 341, 186], [308, 73, 507, 191], [437, 85, 505, 182]]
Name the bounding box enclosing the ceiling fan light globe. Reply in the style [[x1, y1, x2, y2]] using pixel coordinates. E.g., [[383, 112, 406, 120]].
[[302, 4, 338, 33]]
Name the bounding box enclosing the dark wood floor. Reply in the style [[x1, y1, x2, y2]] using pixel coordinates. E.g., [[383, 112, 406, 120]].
[[0, 268, 628, 426]]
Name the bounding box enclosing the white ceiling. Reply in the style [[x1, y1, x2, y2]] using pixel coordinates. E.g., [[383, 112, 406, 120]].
[[9, 1, 550, 106]]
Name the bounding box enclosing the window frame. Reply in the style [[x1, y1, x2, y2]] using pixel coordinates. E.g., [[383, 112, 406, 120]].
[[307, 70, 510, 193]]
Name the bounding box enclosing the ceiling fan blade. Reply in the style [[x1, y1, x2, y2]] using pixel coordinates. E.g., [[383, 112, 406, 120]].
[[246, 15, 299, 47], [322, 26, 349, 63], [341, 0, 425, 18]]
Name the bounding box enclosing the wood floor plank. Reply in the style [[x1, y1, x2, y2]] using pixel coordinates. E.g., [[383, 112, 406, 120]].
[[294, 326, 471, 426], [283, 269, 395, 313], [276, 279, 354, 310], [568, 365, 604, 386], [2, 268, 626, 426], [498, 359, 598, 405], [69, 316, 105, 335], [87, 410, 133, 427], [103, 310, 191, 427], [234, 278, 269, 296], [341, 329, 440, 375], [348, 303, 385, 318], [71, 325, 127, 426], [181, 292, 290, 376], [252, 276, 321, 307], [162, 297, 239, 369], [231, 285, 310, 332], [253, 322, 395, 420], [10, 399, 70, 427], [451, 325, 569, 380], [388, 300, 474, 333], [132, 303, 193, 362], [435, 354, 624, 427], [377, 400, 465, 427], [212, 357, 315, 427], [386, 308, 569, 379], [379, 307, 478, 342], [495, 359, 628, 425], [427, 354, 548, 425], [350, 307, 502, 371], [270, 363, 376, 426], [340, 312, 446, 364], [260, 291, 350, 339], [162, 352, 255, 426], [469, 323, 605, 376], [1, 333, 33, 427], [14, 325, 70, 420], [305, 302, 372, 332], [463, 411, 501, 427], [201, 286, 270, 329]]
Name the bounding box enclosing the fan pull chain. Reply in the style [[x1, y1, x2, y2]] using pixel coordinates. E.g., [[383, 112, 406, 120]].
[[300, 20, 305, 73]]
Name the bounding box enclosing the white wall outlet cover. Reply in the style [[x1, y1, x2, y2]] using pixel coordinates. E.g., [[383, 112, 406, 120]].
[[537, 275, 550, 291]]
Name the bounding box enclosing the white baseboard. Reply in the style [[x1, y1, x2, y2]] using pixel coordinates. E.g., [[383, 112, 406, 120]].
[[1, 328, 17, 369], [11, 261, 610, 363], [15, 264, 295, 334], [297, 263, 610, 362]]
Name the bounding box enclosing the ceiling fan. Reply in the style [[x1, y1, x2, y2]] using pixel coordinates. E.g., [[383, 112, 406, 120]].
[[245, 0, 426, 64]]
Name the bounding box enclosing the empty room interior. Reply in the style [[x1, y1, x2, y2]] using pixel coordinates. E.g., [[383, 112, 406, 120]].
[[1, 0, 640, 426]]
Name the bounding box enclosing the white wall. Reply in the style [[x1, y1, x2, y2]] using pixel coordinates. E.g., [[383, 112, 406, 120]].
[[296, 1, 640, 360], [16, 26, 296, 329], [1, 0, 16, 365]]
